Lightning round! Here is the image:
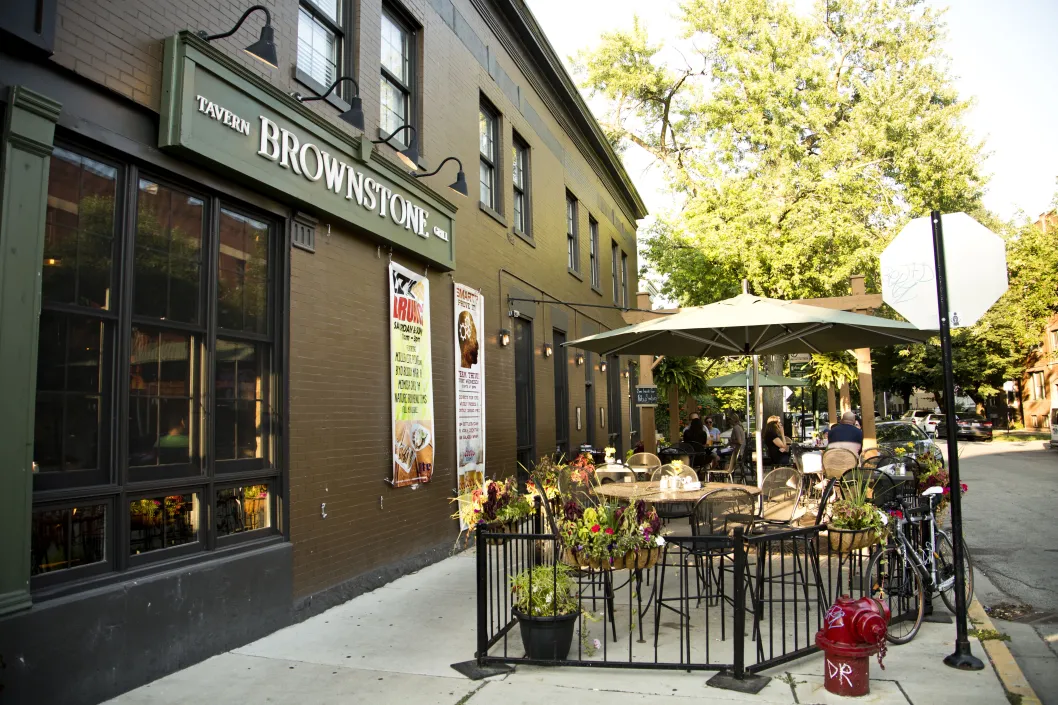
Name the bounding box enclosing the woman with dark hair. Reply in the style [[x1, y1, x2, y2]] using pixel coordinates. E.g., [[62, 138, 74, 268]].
[[763, 415, 792, 465], [682, 416, 709, 445]]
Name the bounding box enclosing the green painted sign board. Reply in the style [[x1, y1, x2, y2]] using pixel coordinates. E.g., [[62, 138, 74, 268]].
[[160, 32, 457, 270]]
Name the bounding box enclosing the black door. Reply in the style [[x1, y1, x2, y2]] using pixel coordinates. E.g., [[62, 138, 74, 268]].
[[553, 329, 569, 458], [514, 318, 535, 479], [584, 351, 595, 448], [606, 354, 623, 455]]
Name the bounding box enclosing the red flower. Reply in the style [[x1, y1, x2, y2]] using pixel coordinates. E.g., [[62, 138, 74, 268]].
[[889, 510, 904, 520], [590, 524, 601, 533], [604, 527, 614, 535], [960, 483, 968, 493], [943, 486, 950, 495]]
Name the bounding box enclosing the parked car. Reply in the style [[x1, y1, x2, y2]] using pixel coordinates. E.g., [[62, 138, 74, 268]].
[[935, 413, 993, 441], [921, 413, 945, 437], [901, 410, 931, 429], [875, 421, 945, 468]]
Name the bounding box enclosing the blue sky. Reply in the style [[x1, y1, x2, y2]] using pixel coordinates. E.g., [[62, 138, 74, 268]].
[[525, 0, 1058, 223]]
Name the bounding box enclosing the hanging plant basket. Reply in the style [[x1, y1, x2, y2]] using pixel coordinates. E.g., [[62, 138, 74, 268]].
[[826, 525, 879, 553], [478, 520, 517, 545], [624, 546, 662, 570]]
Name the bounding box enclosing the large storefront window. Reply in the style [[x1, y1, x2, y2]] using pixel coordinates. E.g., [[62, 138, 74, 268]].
[[31, 144, 283, 586]]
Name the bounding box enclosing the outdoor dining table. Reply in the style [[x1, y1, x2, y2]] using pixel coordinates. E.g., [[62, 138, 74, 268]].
[[595, 480, 760, 505]]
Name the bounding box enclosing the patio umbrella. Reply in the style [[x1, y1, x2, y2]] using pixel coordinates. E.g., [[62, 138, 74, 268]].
[[566, 293, 934, 485], [706, 370, 808, 387]]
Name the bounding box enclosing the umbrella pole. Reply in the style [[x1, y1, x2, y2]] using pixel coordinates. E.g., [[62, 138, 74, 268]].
[[752, 355, 763, 487]]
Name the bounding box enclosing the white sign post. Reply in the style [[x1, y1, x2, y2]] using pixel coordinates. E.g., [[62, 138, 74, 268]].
[[881, 211, 1007, 673], [880, 212, 1007, 330]]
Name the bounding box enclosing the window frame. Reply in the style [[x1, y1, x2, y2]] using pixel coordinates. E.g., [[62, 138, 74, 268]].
[[620, 250, 630, 308], [479, 99, 499, 212], [611, 240, 619, 304], [511, 132, 530, 237], [31, 141, 285, 591], [295, 0, 352, 103], [588, 217, 600, 291], [566, 192, 579, 275], [379, 4, 418, 148]]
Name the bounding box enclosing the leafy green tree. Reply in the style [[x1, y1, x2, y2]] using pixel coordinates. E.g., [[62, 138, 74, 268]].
[[653, 356, 711, 440], [574, 0, 987, 304]]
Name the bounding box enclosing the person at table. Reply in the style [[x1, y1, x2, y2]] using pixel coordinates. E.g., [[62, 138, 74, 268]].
[[763, 415, 792, 466], [827, 411, 864, 455], [718, 411, 745, 463], [703, 416, 721, 445], [682, 416, 709, 445], [682, 412, 700, 436]]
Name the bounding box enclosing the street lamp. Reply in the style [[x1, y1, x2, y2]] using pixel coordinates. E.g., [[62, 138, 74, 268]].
[[197, 5, 278, 69], [293, 77, 364, 131]]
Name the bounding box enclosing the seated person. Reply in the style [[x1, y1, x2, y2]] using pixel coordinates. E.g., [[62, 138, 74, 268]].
[[763, 415, 792, 466], [703, 416, 721, 445], [827, 411, 864, 455], [683, 417, 710, 446]]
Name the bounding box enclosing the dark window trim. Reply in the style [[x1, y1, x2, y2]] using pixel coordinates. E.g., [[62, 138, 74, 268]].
[[512, 132, 531, 237], [565, 191, 579, 275], [296, 0, 355, 102], [479, 201, 507, 227], [380, 2, 420, 149], [588, 216, 601, 293], [479, 98, 500, 212], [31, 139, 288, 592], [621, 250, 630, 308], [29, 495, 114, 590]]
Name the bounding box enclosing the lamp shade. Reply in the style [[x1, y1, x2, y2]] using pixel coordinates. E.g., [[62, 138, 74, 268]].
[[449, 169, 469, 197], [339, 96, 365, 131], [244, 24, 278, 68]]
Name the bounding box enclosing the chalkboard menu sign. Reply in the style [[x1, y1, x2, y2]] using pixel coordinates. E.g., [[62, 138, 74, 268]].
[[635, 385, 658, 407]]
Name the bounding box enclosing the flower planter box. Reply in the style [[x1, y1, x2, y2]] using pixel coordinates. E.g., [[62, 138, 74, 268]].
[[559, 546, 660, 571], [826, 525, 879, 553]]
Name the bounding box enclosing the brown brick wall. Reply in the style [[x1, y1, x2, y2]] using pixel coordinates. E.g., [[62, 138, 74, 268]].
[[48, 0, 641, 600]]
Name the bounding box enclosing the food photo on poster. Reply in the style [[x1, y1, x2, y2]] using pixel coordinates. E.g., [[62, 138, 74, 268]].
[[390, 262, 435, 487]]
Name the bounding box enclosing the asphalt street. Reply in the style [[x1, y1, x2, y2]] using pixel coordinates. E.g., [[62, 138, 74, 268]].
[[951, 436, 1058, 703]]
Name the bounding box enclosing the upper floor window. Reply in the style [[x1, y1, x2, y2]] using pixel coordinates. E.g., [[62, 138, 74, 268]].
[[611, 240, 619, 303], [621, 251, 629, 307], [380, 7, 415, 140], [512, 133, 530, 234], [1050, 329, 1058, 352], [297, 0, 343, 91], [1031, 370, 1046, 400], [588, 218, 600, 289], [566, 193, 579, 272], [479, 102, 498, 210]]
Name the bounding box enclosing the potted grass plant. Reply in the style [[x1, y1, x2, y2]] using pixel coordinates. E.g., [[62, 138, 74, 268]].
[[510, 563, 580, 661], [827, 476, 887, 552]]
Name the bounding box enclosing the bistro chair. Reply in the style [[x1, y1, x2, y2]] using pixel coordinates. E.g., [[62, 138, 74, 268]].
[[687, 440, 710, 475], [651, 463, 697, 482], [706, 443, 743, 484], [627, 452, 662, 480], [859, 446, 896, 465], [754, 467, 806, 530], [651, 464, 697, 524], [653, 488, 757, 648]]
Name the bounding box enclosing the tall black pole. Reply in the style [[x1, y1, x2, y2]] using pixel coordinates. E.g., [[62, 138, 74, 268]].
[[931, 210, 984, 671]]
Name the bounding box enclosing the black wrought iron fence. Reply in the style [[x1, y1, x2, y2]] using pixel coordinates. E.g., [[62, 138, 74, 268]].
[[473, 521, 881, 682]]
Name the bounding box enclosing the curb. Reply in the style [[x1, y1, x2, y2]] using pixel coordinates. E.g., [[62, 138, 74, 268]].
[[968, 598, 1042, 705]]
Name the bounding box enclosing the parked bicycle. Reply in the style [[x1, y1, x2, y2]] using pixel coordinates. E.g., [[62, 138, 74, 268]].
[[865, 486, 975, 644]]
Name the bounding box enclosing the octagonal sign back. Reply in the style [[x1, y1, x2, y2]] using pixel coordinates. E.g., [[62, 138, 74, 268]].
[[880, 212, 1007, 330]]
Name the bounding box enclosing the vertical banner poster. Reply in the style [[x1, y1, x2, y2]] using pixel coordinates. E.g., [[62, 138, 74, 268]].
[[390, 262, 435, 487], [454, 284, 485, 513]]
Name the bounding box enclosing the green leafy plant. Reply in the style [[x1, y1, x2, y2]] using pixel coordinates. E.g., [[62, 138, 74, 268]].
[[829, 476, 886, 540], [510, 564, 579, 617]]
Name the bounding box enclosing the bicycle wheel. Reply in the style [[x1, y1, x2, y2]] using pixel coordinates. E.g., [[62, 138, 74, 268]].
[[937, 531, 974, 615], [864, 545, 925, 644]]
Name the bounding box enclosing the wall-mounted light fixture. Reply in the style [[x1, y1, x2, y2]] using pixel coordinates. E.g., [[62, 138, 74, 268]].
[[575, 353, 585, 366], [293, 77, 364, 130], [499, 329, 511, 347], [600, 361, 608, 372], [410, 155, 468, 198], [372, 125, 419, 170], [623, 369, 630, 379], [543, 343, 553, 357], [197, 5, 278, 69]]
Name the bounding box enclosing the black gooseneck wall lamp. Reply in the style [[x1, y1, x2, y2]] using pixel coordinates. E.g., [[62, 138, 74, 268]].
[[293, 77, 365, 131], [197, 4, 278, 69], [410, 155, 468, 198], [372, 125, 419, 170]]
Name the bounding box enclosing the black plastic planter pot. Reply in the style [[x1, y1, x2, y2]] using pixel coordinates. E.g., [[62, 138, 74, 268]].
[[513, 608, 578, 661]]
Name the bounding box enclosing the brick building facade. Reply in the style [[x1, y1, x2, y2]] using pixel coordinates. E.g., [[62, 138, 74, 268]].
[[0, 1, 645, 702]]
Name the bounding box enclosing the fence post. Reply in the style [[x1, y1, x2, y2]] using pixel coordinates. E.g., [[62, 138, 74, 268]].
[[476, 526, 488, 663], [733, 526, 746, 680]]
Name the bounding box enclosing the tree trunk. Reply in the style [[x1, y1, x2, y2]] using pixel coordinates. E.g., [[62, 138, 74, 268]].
[[668, 385, 680, 444], [827, 384, 838, 425], [761, 354, 784, 426]]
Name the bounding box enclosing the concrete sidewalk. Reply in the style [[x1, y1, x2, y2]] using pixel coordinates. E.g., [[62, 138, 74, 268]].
[[106, 553, 1012, 705]]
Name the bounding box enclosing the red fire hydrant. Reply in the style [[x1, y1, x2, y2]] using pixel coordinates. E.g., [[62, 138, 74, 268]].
[[815, 595, 890, 697]]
